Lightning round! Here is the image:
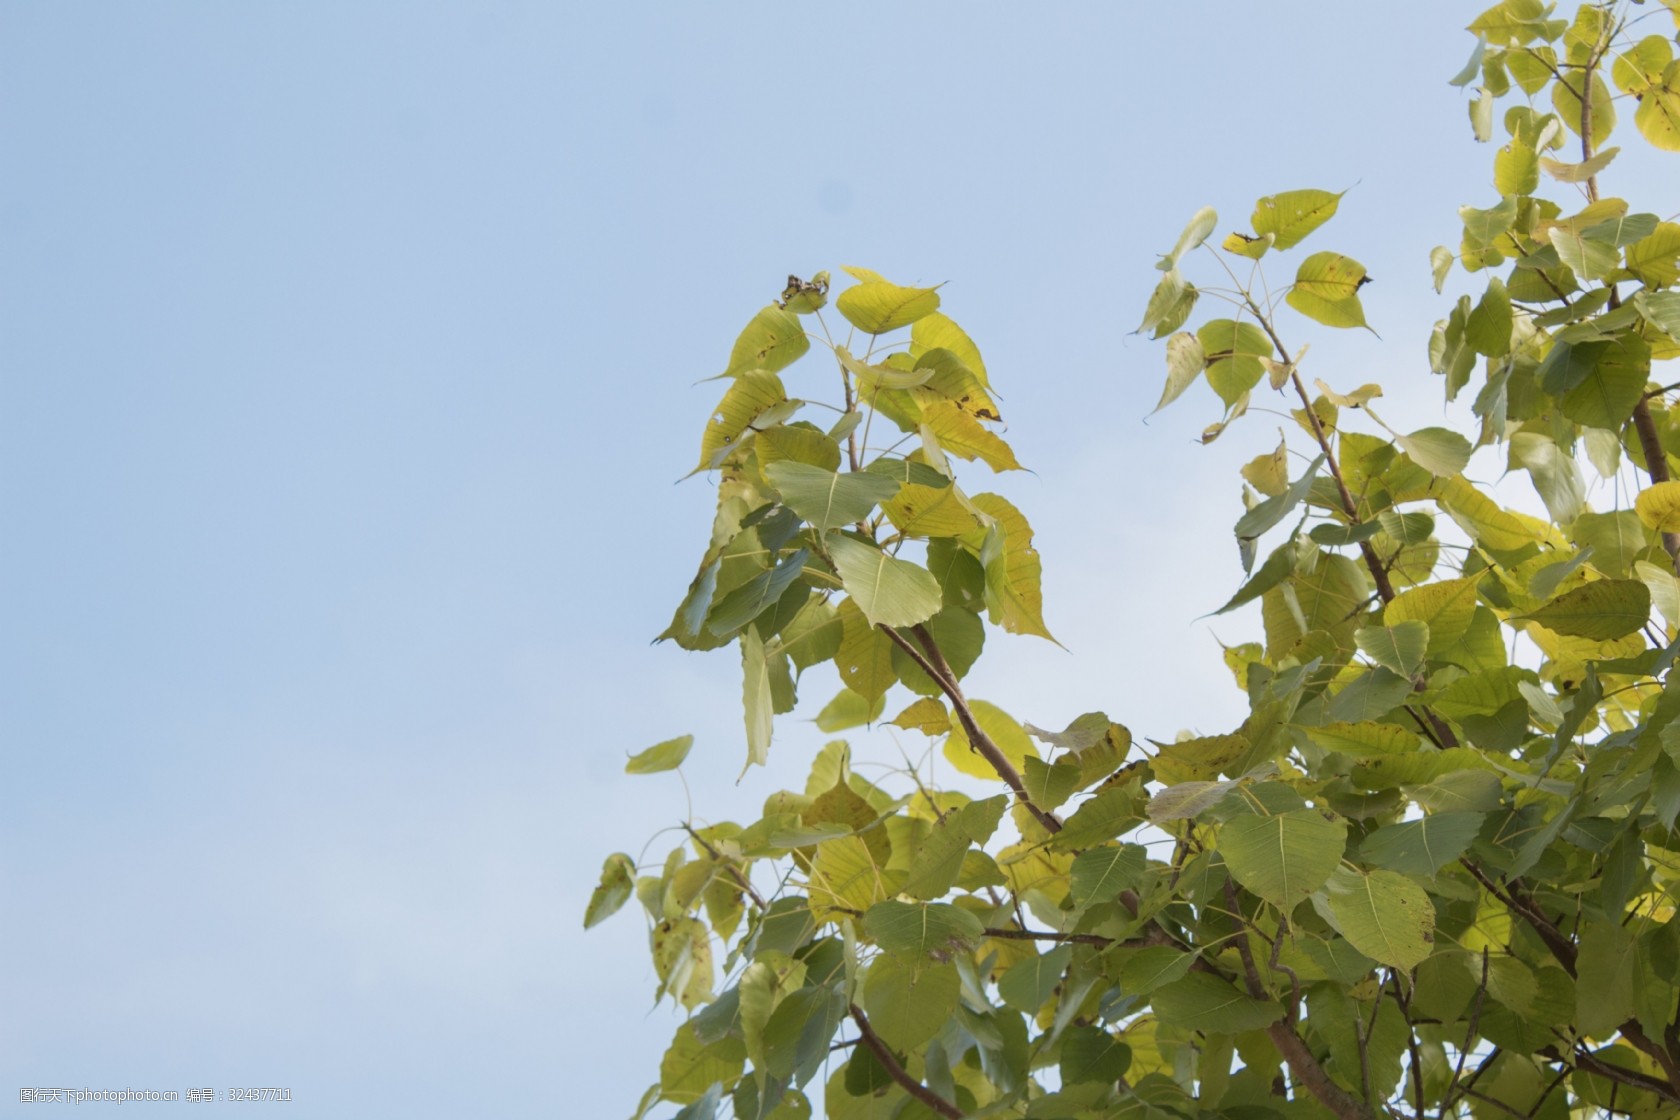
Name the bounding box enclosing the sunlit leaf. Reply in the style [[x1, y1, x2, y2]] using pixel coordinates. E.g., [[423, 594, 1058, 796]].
[[626, 734, 696, 774]]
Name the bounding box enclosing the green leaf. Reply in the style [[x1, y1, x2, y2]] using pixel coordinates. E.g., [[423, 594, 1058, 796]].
[[584, 852, 637, 928], [1359, 812, 1485, 876], [813, 687, 884, 732], [1507, 432, 1585, 526], [1059, 1025, 1132, 1085], [1430, 246, 1454, 293], [1152, 972, 1284, 1033], [1069, 845, 1146, 908], [1354, 621, 1429, 677], [708, 549, 811, 636], [1251, 189, 1343, 250], [1118, 947, 1196, 995], [864, 901, 984, 958], [1234, 454, 1325, 545], [777, 597, 842, 672], [1219, 810, 1346, 909], [1523, 579, 1651, 639], [762, 983, 846, 1085], [626, 734, 696, 774], [1197, 319, 1274, 405], [1576, 919, 1638, 1037], [1324, 866, 1436, 970], [861, 957, 959, 1051], [826, 534, 942, 629], [1397, 427, 1471, 477], [722, 305, 810, 378], [1465, 276, 1512, 356], [836, 275, 941, 334], [998, 945, 1071, 1014], [765, 463, 899, 534], [1560, 334, 1649, 431], [903, 795, 1007, 900]]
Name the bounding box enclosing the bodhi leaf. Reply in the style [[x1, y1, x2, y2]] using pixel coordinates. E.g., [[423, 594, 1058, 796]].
[[1637, 483, 1680, 532], [1218, 810, 1346, 909], [721, 305, 810, 378], [836, 273, 941, 335], [698, 371, 791, 472], [1251, 189, 1343, 249], [863, 900, 984, 958], [1324, 866, 1435, 970], [861, 956, 958, 1051], [1355, 621, 1429, 677], [1159, 205, 1219, 268], [626, 734, 696, 774], [825, 534, 942, 629], [1522, 579, 1651, 639], [1152, 331, 1205, 413], [1069, 845, 1146, 907], [1286, 252, 1370, 329], [1396, 427, 1472, 478], [971, 493, 1054, 641], [742, 629, 773, 768], [1359, 812, 1485, 876], [1198, 319, 1274, 405], [1152, 972, 1283, 1033], [943, 700, 1039, 782], [584, 852, 637, 928], [765, 463, 899, 533]]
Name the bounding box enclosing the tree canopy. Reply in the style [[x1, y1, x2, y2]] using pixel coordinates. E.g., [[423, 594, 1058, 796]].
[[588, 3, 1680, 1118]]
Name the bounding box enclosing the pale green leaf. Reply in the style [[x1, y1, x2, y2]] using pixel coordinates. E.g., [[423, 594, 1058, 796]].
[[1069, 845, 1146, 907], [1397, 426, 1472, 477], [585, 852, 637, 928], [1324, 866, 1436, 970], [861, 957, 958, 1051], [626, 733, 696, 775], [1354, 621, 1429, 677], [826, 534, 942, 629], [1219, 809, 1346, 909], [1359, 812, 1485, 876], [742, 630, 773, 769], [1152, 972, 1284, 1032], [864, 901, 984, 958], [766, 462, 899, 534], [722, 305, 810, 378]]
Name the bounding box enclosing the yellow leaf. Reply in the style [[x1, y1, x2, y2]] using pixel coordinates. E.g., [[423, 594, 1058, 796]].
[[1637, 481, 1680, 531]]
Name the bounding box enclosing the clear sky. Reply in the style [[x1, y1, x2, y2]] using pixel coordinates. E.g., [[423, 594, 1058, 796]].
[[3, 2, 1674, 1117]]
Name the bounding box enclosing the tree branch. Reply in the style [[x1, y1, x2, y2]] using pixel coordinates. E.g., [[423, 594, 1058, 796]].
[[848, 1003, 964, 1119], [879, 623, 1064, 836], [1224, 881, 1371, 1120]]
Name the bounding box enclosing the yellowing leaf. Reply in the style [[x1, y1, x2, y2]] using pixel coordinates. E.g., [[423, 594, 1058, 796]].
[[721, 305, 809, 378], [626, 734, 695, 774], [1287, 252, 1370, 329], [944, 700, 1039, 782], [1636, 59, 1680, 151], [916, 395, 1021, 471], [1251, 189, 1343, 250], [697, 371, 791, 472], [836, 274, 941, 334], [1522, 579, 1651, 640], [970, 493, 1054, 641], [1638, 482, 1680, 532]]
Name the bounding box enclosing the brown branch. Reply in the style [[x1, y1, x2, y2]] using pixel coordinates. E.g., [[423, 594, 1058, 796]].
[[682, 822, 766, 909], [880, 623, 1064, 837], [981, 926, 1113, 947], [1542, 1043, 1680, 1105], [1620, 1019, 1680, 1097], [1224, 881, 1371, 1120], [848, 1003, 964, 1119]]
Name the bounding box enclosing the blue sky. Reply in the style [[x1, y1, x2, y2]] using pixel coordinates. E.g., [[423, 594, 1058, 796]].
[[3, 2, 1674, 1117]]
